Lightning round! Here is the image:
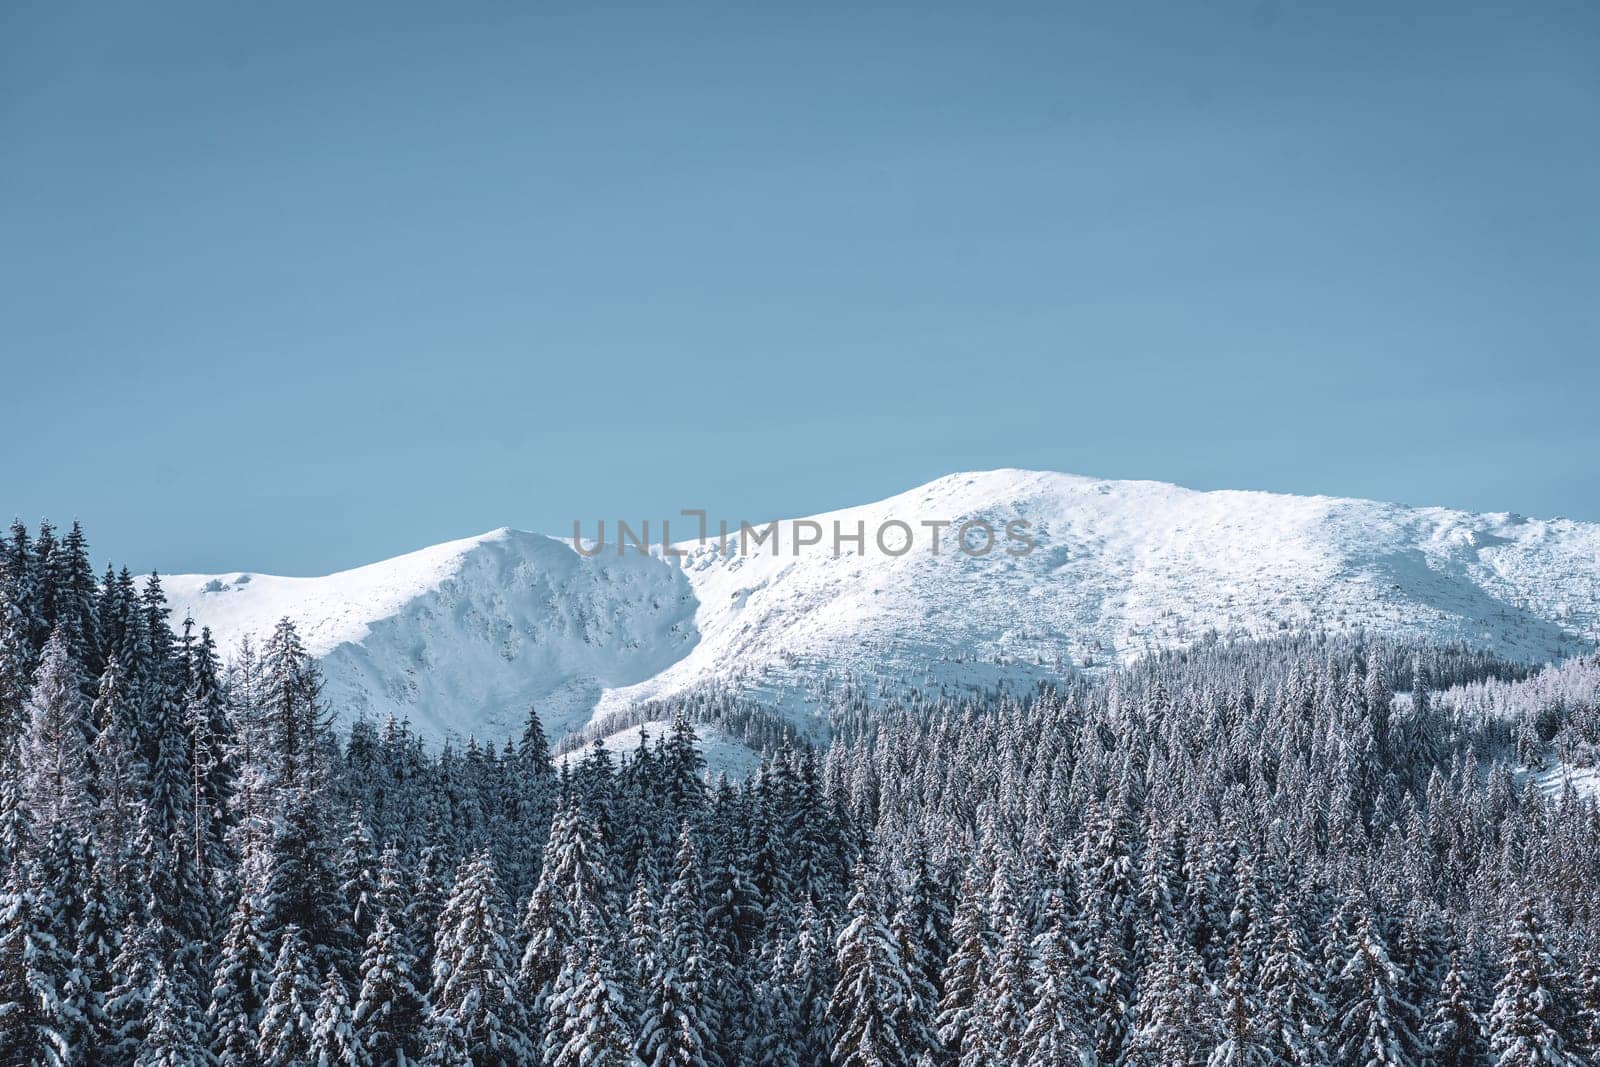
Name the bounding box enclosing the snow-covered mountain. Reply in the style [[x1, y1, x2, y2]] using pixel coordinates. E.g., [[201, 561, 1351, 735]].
[[162, 470, 1600, 745]]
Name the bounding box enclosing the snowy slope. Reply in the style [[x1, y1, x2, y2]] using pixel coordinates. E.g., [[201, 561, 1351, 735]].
[[164, 529, 698, 741], [163, 470, 1600, 745]]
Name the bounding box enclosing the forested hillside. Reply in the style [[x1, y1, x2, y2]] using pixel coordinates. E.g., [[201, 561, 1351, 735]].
[[4, 519, 1600, 1065]]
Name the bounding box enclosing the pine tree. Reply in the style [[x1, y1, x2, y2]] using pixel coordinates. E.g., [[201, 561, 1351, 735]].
[[1426, 951, 1488, 1067], [134, 966, 208, 1067], [262, 786, 350, 974], [309, 968, 361, 1067], [50, 521, 100, 694], [543, 942, 642, 1067], [827, 860, 911, 1067], [209, 892, 271, 1067], [1258, 901, 1327, 1067], [105, 916, 162, 1061], [260, 925, 320, 1067], [974, 909, 1033, 1065], [339, 809, 380, 950], [353, 911, 428, 1067], [936, 855, 992, 1060], [1574, 955, 1600, 1060], [518, 793, 611, 1027], [426, 852, 530, 1067], [0, 866, 77, 1067], [184, 624, 238, 884], [1209, 940, 1271, 1067], [71, 847, 117, 1062], [260, 618, 331, 797], [1127, 927, 1217, 1066], [659, 713, 707, 816], [786, 900, 837, 1067], [890, 853, 945, 1063], [422, 1012, 472, 1067], [90, 655, 146, 883], [20, 628, 92, 841], [1330, 912, 1420, 1067], [1021, 890, 1089, 1066], [636, 825, 716, 1067], [1488, 902, 1582, 1066]]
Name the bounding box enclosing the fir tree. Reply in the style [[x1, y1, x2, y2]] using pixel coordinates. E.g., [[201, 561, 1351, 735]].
[[1021, 890, 1089, 1066], [518, 793, 611, 1027], [827, 860, 911, 1067], [260, 925, 320, 1067], [1127, 927, 1217, 1066], [309, 968, 361, 1067], [20, 629, 92, 841], [353, 911, 429, 1067], [1488, 902, 1581, 1067], [262, 786, 350, 974], [134, 966, 208, 1067], [636, 825, 716, 1067], [936, 855, 992, 1060], [1258, 901, 1327, 1067], [426, 852, 530, 1067], [1210, 940, 1271, 1067], [0, 867, 77, 1067], [105, 916, 162, 1061], [1425, 951, 1488, 1067], [209, 892, 271, 1067], [1330, 912, 1421, 1067], [339, 808, 380, 949], [544, 942, 642, 1067]]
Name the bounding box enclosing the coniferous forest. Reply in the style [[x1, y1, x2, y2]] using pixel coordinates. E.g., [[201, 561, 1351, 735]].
[[6, 519, 1600, 1067]]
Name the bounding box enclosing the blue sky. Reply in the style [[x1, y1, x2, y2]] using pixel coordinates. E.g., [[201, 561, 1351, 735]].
[[3, 1, 1596, 575]]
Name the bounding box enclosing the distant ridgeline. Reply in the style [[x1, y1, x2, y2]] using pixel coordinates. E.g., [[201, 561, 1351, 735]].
[[3, 517, 1600, 1064]]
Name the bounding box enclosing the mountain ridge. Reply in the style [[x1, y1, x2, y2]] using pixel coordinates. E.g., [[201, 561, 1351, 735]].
[[161, 469, 1600, 744]]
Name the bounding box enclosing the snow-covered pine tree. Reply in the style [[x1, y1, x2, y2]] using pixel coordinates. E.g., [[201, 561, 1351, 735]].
[[309, 968, 361, 1067], [339, 808, 380, 950], [636, 824, 716, 1067], [1021, 888, 1090, 1066], [827, 859, 912, 1067], [20, 628, 93, 843], [133, 966, 208, 1067], [426, 851, 530, 1067], [183, 623, 238, 885], [517, 792, 611, 1029], [262, 785, 351, 975], [89, 654, 146, 885], [1257, 901, 1328, 1067], [260, 617, 332, 799], [1574, 954, 1600, 1059], [1488, 902, 1582, 1066], [543, 941, 641, 1067], [786, 899, 837, 1066], [1209, 939, 1271, 1067], [260, 924, 321, 1067], [1126, 926, 1218, 1065], [1330, 911, 1421, 1067], [352, 910, 428, 1067], [71, 846, 117, 1060], [625, 873, 656, 998], [104, 916, 162, 1061], [889, 850, 944, 1063], [0, 863, 77, 1067], [936, 853, 993, 1060], [49, 521, 100, 698], [209, 891, 272, 1067], [1425, 950, 1487, 1066]]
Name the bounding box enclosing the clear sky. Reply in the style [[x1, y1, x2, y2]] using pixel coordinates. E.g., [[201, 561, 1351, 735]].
[[3, 1, 1597, 575]]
